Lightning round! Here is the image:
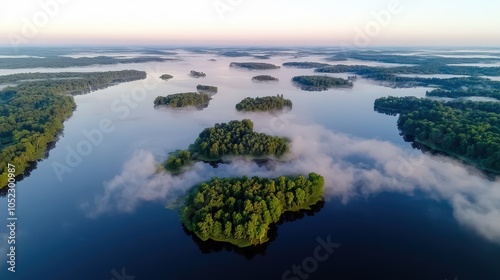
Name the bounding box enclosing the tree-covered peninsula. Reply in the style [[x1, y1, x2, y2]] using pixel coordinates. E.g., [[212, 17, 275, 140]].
[[230, 62, 280, 70], [0, 70, 147, 188], [292, 75, 353, 91], [181, 173, 325, 247], [252, 75, 279, 82], [153, 92, 212, 109], [235, 95, 292, 112], [374, 96, 500, 173], [163, 119, 289, 173]]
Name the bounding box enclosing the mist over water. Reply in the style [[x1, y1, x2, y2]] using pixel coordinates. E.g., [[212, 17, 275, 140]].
[[2, 48, 500, 279], [88, 117, 500, 244]]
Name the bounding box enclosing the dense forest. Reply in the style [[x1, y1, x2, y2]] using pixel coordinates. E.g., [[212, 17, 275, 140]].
[[165, 150, 193, 173], [230, 62, 280, 70], [315, 64, 500, 77], [326, 51, 500, 66], [374, 96, 500, 172], [190, 71, 206, 78], [282, 62, 331, 69], [235, 95, 292, 112], [153, 92, 212, 109], [160, 74, 173, 80], [0, 70, 147, 188], [426, 88, 500, 100], [163, 119, 289, 172], [196, 85, 218, 93], [181, 173, 325, 247], [292, 75, 353, 91], [317, 65, 500, 98], [252, 75, 279, 82], [0, 56, 172, 69]]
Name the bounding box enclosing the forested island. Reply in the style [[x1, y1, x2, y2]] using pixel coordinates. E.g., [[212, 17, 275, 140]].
[[235, 95, 292, 112], [374, 96, 500, 173], [196, 85, 218, 93], [0, 70, 147, 188], [163, 119, 289, 173], [282, 62, 331, 69], [230, 62, 280, 70], [153, 92, 212, 109], [252, 75, 279, 82], [292, 75, 353, 91], [0, 56, 173, 69], [181, 173, 325, 247], [160, 74, 173, 80], [190, 71, 206, 78]]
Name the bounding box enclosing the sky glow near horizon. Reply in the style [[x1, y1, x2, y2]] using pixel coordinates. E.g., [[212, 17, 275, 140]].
[[1, 0, 499, 46]]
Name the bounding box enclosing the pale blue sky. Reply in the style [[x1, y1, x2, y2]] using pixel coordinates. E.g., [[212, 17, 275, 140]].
[[1, 0, 499, 46]]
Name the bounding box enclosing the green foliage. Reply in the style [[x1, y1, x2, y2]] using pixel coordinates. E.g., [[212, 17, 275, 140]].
[[292, 75, 353, 91], [192, 119, 289, 159], [374, 96, 500, 172], [252, 75, 279, 82], [165, 150, 193, 172], [0, 70, 147, 188], [153, 92, 212, 109], [230, 62, 280, 70], [163, 119, 289, 173], [181, 173, 325, 246], [235, 95, 292, 112], [196, 85, 218, 93]]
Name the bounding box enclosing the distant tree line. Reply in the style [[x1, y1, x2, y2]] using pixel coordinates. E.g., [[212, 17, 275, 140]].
[[230, 62, 280, 70]]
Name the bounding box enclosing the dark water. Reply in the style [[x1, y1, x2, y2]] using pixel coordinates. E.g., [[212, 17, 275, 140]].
[[1, 50, 499, 280]]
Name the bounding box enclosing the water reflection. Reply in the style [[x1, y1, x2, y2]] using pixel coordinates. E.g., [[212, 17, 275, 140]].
[[183, 200, 325, 260]]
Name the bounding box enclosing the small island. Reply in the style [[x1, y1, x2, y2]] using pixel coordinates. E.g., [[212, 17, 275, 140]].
[[153, 92, 212, 109], [181, 173, 325, 247], [235, 95, 292, 112], [230, 62, 280, 70], [160, 74, 173, 80], [196, 84, 218, 93], [292, 75, 353, 91], [190, 70, 206, 78], [252, 75, 279, 82], [282, 62, 331, 69], [163, 119, 289, 173]]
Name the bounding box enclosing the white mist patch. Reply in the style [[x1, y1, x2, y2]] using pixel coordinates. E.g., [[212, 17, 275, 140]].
[[84, 120, 500, 244]]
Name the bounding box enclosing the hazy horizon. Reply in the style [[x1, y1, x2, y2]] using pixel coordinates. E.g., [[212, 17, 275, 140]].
[[2, 0, 500, 47]]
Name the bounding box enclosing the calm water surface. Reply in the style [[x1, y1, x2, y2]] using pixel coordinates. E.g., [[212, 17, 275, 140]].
[[0, 52, 499, 280]]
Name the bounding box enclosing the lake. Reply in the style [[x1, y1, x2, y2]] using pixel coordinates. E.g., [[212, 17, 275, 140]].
[[1, 50, 499, 280]]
